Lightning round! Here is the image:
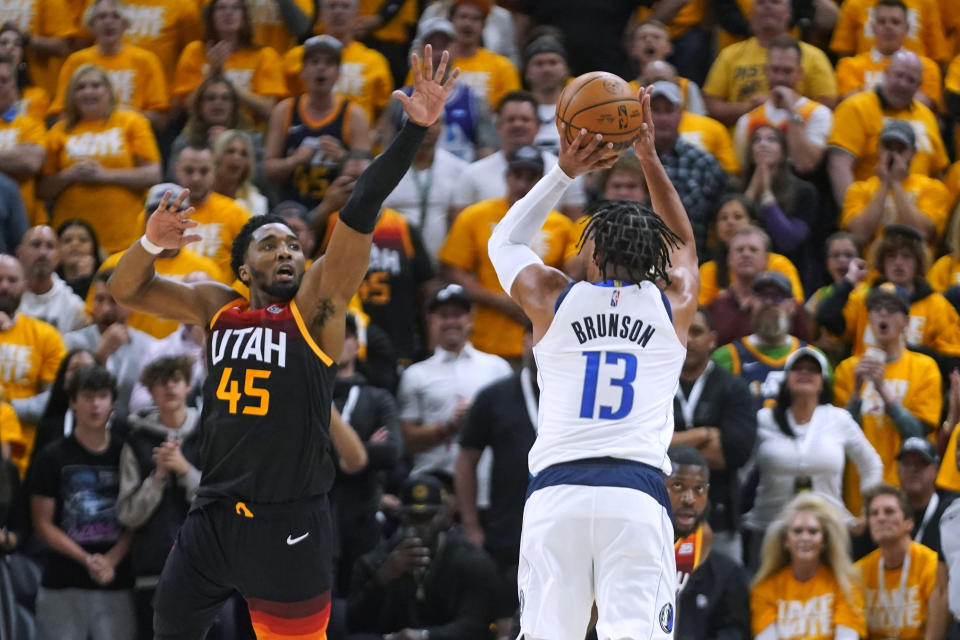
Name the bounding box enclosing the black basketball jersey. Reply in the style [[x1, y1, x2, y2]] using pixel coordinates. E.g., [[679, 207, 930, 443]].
[[280, 95, 353, 209], [194, 299, 336, 507]]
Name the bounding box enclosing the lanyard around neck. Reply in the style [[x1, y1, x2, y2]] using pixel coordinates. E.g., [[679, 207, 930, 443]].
[[877, 547, 912, 637], [676, 361, 713, 428]]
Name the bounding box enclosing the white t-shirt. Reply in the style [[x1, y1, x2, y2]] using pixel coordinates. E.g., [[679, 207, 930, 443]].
[[396, 343, 512, 506], [382, 148, 469, 261], [453, 148, 587, 211], [18, 273, 87, 334], [534, 103, 561, 157], [940, 498, 960, 617]]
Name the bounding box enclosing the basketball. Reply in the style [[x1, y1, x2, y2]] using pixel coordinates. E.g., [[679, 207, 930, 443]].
[[555, 72, 643, 151]]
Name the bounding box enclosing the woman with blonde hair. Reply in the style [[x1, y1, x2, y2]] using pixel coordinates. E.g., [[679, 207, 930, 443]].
[[38, 64, 161, 254], [751, 493, 867, 640], [211, 129, 268, 215]]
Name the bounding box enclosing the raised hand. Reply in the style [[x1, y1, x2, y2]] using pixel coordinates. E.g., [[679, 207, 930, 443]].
[[632, 85, 656, 159], [393, 44, 460, 127], [557, 126, 618, 178], [144, 189, 202, 250]]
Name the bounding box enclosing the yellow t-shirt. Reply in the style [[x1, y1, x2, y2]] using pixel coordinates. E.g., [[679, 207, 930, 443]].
[[0, 401, 24, 462], [828, 91, 948, 181], [77, 0, 203, 84], [946, 53, 960, 94], [407, 47, 520, 110], [437, 197, 576, 358], [855, 542, 939, 640], [184, 192, 251, 280], [698, 252, 804, 306], [944, 160, 960, 205], [703, 37, 838, 105], [834, 349, 942, 512], [937, 425, 960, 491], [751, 564, 867, 639], [830, 0, 949, 62], [242, 0, 315, 55], [19, 86, 50, 124], [43, 109, 161, 253], [172, 41, 287, 101], [0, 312, 66, 474], [0, 113, 46, 226], [840, 174, 951, 246], [927, 255, 960, 292], [679, 111, 739, 174], [2, 0, 79, 95], [837, 283, 960, 357], [283, 40, 394, 121], [836, 50, 943, 104], [356, 0, 417, 43], [50, 45, 170, 115], [96, 247, 226, 338]]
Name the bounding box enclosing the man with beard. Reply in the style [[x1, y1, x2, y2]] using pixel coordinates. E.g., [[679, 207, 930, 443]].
[[107, 47, 454, 639], [712, 271, 822, 411], [0, 254, 66, 475], [834, 282, 942, 518], [64, 270, 157, 421], [16, 225, 88, 333], [666, 446, 751, 640]]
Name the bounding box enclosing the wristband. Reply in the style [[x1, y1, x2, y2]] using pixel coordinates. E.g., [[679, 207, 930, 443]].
[[140, 235, 164, 255]]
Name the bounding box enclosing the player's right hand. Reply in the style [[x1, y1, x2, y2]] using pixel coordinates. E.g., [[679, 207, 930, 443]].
[[557, 125, 617, 179], [144, 189, 202, 250]]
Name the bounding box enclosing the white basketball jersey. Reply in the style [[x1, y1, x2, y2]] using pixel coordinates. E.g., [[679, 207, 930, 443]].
[[530, 281, 686, 475]]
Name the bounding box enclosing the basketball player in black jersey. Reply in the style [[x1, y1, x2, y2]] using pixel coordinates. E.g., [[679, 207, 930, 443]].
[[108, 46, 458, 640]]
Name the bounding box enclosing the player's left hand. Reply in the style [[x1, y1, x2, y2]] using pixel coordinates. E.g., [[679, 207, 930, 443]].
[[557, 126, 617, 178], [632, 85, 657, 159], [393, 44, 460, 127]]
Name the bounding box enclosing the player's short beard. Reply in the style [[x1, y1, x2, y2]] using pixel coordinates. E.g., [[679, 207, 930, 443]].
[[675, 509, 708, 538], [261, 280, 299, 301]]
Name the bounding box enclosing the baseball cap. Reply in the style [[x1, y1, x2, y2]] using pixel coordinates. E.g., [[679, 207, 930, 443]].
[[882, 223, 923, 243], [416, 16, 455, 42], [784, 346, 828, 374], [523, 36, 568, 71], [752, 271, 793, 297], [506, 145, 545, 173], [145, 183, 188, 212], [896, 436, 939, 464], [400, 474, 446, 513], [650, 80, 682, 106], [865, 281, 911, 314], [879, 119, 916, 149], [302, 35, 342, 63], [427, 283, 472, 313]]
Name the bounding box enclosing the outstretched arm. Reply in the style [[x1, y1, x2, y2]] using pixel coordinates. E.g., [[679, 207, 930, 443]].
[[488, 128, 617, 342], [108, 190, 239, 327], [633, 86, 699, 342], [295, 45, 459, 359]]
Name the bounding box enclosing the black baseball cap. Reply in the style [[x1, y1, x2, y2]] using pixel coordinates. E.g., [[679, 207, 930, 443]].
[[897, 437, 939, 464], [400, 474, 446, 513], [866, 282, 910, 314], [428, 283, 472, 313], [752, 271, 793, 297], [506, 145, 545, 173]]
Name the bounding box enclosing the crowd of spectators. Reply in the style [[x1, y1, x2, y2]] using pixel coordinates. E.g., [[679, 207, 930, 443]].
[[2, 0, 960, 638]]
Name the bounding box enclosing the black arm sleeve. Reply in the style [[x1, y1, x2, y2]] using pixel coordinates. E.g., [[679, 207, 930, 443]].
[[339, 120, 427, 233], [815, 279, 854, 336], [375, 0, 406, 23]]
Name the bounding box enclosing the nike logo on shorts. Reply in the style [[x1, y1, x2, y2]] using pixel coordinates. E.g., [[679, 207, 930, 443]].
[[286, 532, 310, 545]]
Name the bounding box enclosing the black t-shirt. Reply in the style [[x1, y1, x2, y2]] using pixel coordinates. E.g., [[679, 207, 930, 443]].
[[30, 433, 133, 589], [912, 490, 957, 555], [459, 372, 536, 559], [517, 0, 652, 78]]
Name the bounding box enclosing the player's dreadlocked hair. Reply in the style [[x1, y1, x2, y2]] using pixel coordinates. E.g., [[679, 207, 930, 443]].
[[578, 199, 683, 285]]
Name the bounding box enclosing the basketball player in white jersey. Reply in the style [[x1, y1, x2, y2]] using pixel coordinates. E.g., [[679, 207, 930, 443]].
[[487, 86, 700, 640]]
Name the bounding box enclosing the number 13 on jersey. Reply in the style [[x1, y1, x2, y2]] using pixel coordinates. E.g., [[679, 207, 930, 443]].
[[579, 351, 638, 420]]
